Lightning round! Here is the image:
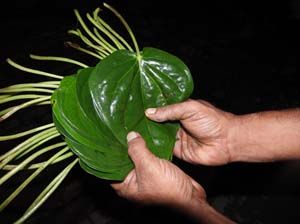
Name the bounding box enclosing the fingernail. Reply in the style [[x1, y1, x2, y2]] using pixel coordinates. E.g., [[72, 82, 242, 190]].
[[145, 108, 156, 116], [127, 131, 138, 142]]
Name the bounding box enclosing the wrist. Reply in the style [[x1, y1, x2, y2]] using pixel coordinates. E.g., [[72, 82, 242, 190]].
[[178, 193, 208, 218], [226, 113, 253, 163], [225, 113, 242, 163], [180, 196, 236, 224], [172, 182, 236, 224], [228, 109, 300, 162]]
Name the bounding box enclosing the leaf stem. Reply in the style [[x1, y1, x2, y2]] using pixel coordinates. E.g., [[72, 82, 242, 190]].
[[68, 29, 110, 56], [93, 7, 133, 51], [0, 102, 50, 116], [65, 42, 103, 59], [103, 3, 140, 57], [6, 59, 63, 80], [0, 123, 54, 141], [0, 96, 51, 122], [0, 142, 67, 186], [86, 13, 121, 50], [0, 94, 48, 104], [0, 88, 54, 94], [0, 95, 11, 99], [93, 27, 118, 51], [74, 9, 114, 53], [1, 83, 59, 90], [1, 152, 73, 170], [0, 147, 70, 212], [30, 54, 88, 68], [14, 133, 61, 160], [0, 132, 60, 169], [14, 158, 79, 224], [0, 127, 58, 163]]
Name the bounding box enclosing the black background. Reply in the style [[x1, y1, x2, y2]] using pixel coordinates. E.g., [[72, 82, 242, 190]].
[[1, 0, 300, 223]]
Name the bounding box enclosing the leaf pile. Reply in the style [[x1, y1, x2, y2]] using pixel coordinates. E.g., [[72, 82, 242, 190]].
[[52, 48, 193, 180]]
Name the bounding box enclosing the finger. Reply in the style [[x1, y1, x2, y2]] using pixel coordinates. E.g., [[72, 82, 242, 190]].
[[173, 140, 182, 159], [127, 131, 155, 167], [145, 99, 200, 122], [174, 130, 198, 164], [111, 170, 138, 198], [190, 178, 206, 199], [110, 182, 123, 191], [111, 169, 135, 191], [173, 129, 183, 159]]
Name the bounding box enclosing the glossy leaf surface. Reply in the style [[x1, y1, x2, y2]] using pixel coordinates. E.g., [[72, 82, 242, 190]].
[[52, 48, 193, 180]]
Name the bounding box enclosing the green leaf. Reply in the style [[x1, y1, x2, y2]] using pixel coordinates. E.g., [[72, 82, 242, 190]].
[[52, 47, 193, 180]]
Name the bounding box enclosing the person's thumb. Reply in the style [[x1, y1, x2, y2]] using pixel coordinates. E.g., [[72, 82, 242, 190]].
[[127, 131, 156, 167], [145, 100, 199, 122]]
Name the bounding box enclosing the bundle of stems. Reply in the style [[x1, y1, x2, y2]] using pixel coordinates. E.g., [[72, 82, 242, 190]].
[[0, 3, 136, 223]]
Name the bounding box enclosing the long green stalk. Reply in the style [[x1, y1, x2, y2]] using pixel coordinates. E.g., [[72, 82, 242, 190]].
[[6, 59, 63, 80], [65, 42, 103, 59], [0, 123, 54, 141], [0, 96, 51, 121], [0, 127, 58, 163], [1, 152, 73, 170], [30, 54, 88, 68], [15, 132, 60, 160], [104, 3, 140, 57], [74, 10, 114, 53], [0, 102, 50, 116], [93, 7, 133, 51], [14, 158, 79, 224], [0, 94, 47, 104], [0, 142, 67, 186], [68, 29, 110, 56], [0, 147, 70, 211], [1, 82, 59, 90], [87, 13, 121, 50], [93, 27, 118, 51], [0, 94, 11, 99], [0, 88, 54, 94]]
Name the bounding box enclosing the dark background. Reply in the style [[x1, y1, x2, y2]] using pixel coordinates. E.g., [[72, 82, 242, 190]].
[[1, 0, 300, 223]]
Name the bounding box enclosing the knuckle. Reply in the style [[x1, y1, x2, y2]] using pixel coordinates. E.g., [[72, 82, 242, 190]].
[[187, 99, 201, 108], [158, 104, 179, 120], [129, 137, 145, 148], [157, 106, 169, 117], [196, 99, 215, 108]]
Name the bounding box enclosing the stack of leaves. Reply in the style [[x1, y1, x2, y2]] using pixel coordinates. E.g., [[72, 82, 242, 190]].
[[52, 47, 193, 180], [0, 3, 194, 223]]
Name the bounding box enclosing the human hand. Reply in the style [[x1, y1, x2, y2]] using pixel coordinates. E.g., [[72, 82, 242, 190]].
[[145, 99, 236, 166], [111, 131, 206, 208], [111, 132, 236, 224]]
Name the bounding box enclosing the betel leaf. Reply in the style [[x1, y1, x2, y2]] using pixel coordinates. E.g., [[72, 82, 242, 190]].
[[52, 47, 193, 180]]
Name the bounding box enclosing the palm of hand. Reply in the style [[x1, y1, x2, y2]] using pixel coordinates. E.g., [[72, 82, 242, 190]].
[[113, 153, 205, 207]]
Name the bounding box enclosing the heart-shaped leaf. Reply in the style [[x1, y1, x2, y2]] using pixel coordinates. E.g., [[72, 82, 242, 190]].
[[52, 47, 193, 180]]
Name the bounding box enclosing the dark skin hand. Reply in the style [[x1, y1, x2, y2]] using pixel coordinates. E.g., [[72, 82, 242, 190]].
[[111, 99, 300, 223], [112, 132, 206, 207], [112, 132, 235, 224], [145, 99, 235, 166], [146, 99, 300, 164]]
